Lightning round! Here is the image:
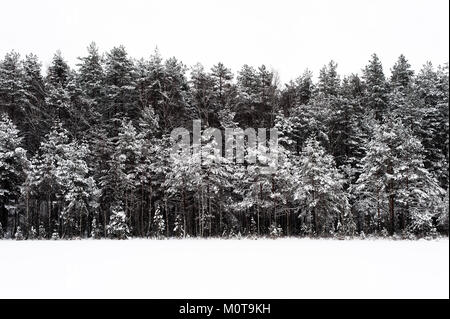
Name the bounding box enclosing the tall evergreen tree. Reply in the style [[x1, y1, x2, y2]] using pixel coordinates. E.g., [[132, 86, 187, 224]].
[[294, 137, 349, 235], [104, 46, 137, 133], [0, 115, 27, 235], [363, 53, 388, 120]]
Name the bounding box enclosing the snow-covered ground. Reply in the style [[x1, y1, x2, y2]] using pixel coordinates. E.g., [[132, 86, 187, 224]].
[[0, 239, 448, 299]]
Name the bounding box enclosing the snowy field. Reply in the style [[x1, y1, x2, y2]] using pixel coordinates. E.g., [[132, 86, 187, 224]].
[[0, 239, 448, 299]]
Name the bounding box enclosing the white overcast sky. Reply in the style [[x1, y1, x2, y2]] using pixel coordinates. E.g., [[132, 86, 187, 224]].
[[1, 0, 448, 82]]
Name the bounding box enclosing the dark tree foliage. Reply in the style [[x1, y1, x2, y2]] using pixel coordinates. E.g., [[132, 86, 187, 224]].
[[0, 47, 448, 239]]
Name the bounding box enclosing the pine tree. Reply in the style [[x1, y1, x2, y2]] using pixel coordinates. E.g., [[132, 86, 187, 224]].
[[90, 217, 101, 239], [29, 226, 37, 239], [77, 42, 104, 102], [22, 53, 46, 152], [211, 62, 236, 128], [235, 64, 260, 127], [295, 69, 315, 106], [256, 65, 278, 127], [269, 222, 283, 238], [294, 137, 349, 236], [390, 54, 414, 92], [38, 224, 46, 239], [57, 141, 99, 238], [318, 61, 340, 98], [107, 205, 130, 239], [395, 132, 445, 235], [173, 213, 185, 238], [317, 61, 358, 167], [280, 70, 315, 115], [45, 51, 73, 124], [15, 226, 24, 240], [152, 205, 166, 238], [190, 63, 217, 126], [25, 123, 71, 236], [339, 74, 368, 169], [104, 46, 137, 133], [355, 118, 445, 235], [158, 57, 190, 133], [76, 42, 105, 130], [288, 101, 330, 155], [47, 51, 70, 87], [235, 141, 277, 236], [0, 114, 27, 234], [113, 120, 144, 234], [414, 62, 449, 188], [0, 51, 26, 120], [363, 53, 388, 120]]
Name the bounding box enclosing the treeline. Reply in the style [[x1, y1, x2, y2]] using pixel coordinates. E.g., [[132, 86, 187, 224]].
[[0, 43, 448, 239]]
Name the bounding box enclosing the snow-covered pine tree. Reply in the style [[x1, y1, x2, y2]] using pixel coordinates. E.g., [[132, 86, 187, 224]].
[[271, 113, 299, 235], [413, 62, 449, 189], [0, 52, 46, 153], [14, 226, 24, 240], [163, 134, 200, 237], [0, 114, 28, 235], [395, 129, 446, 235], [24, 122, 99, 238], [0, 51, 26, 120], [38, 224, 46, 240], [24, 125, 65, 238], [107, 205, 130, 239], [173, 212, 185, 238], [294, 137, 349, 236], [158, 57, 191, 133], [21, 53, 46, 152], [318, 61, 340, 98], [190, 63, 217, 127], [119, 120, 146, 232], [90, 217, 101, 239], [235, 65, 259, 128], [249, 217, 257, 235], [269, 222, 283, 238], [363, 53, 388, 121], [77, 42, 104, 104], [355, 117, 445, 235], [57, 141, 99, 238], [133, 106, 160, 237], [29, 226, 37, 240], [280, 69, 315, 114], [390, 54, 414, 92], [76, 42, 105, 132], [152, 205, 166, 238], [211, 62, 236, 128], [235, 141, 276, 236], [199, 135, 235, 237], [317, 61, 358, 167], [355, 120, 396, 234], [104, 46, 138, 134], [45, 51, 72, 123]]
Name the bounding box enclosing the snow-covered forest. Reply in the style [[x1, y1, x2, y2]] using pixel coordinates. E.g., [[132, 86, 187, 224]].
[[0, 44, 448, 240]]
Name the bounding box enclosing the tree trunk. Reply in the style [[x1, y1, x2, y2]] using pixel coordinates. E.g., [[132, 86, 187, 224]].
[[165, 197, 169, 237]]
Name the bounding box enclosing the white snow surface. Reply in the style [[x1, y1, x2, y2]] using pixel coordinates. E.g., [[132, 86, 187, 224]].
[[0, 238, 448, 299]]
